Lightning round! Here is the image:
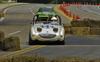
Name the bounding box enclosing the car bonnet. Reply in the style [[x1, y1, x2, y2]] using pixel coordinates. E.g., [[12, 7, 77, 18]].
[[33, 23, 60, 34]]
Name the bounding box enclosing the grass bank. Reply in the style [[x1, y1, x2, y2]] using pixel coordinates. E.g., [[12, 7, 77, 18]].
[[0, 55, 100, 62]]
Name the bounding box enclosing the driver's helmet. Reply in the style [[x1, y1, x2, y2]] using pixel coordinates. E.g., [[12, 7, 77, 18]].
[[51, 16, 57, 21]]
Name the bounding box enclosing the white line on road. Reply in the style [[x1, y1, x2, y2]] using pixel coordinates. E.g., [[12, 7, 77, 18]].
[[29, 8, 34, 15], [0, 7, 9, 22], [7, 31, 21, 37], [2, 45, 46, 58], [3, 8, 9, 14], [0, 17, 4, 22]]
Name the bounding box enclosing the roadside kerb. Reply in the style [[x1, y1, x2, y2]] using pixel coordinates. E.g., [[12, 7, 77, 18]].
[[1, 45, 46, 58], [59, 4, 80, 21], [54, 5, 73, 21]]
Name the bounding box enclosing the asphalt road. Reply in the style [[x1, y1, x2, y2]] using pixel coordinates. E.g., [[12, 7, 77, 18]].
[[25, 45, 100, 59], [67, 5, 100, 20], [0, 4, 100, 59]]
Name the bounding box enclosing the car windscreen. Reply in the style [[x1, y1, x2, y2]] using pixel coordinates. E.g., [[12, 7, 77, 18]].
[[35, 17, 59, 24], [39, 8, 53, 12]]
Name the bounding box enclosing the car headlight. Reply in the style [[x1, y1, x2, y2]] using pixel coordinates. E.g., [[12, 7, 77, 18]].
[[31, 28, 39, 36], [37, 28, 42, 32], [60, 28, 64, 36], [53, 28, 58, 32], [31, 30, 39, 36]]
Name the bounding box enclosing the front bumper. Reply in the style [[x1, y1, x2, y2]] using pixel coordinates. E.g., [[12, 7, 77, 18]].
[[31, 34, 64, 41]]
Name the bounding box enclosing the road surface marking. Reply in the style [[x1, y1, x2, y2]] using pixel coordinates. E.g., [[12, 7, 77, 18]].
[[0, 17, 4, 22], [3, 8, 9, 14], [54, 5, 73, 21], [29, 8, 34, 15], [7, 31, 21, 37], [2, 45, 46, 58], [0, 6, 9, 22]]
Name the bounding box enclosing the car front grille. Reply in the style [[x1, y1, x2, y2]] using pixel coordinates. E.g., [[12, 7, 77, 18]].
[[39, 34, 56, 38]]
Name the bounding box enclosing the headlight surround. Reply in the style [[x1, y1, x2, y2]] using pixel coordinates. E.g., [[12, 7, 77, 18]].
[[60, 28, 65, 36], [31, 27, 39, 36], [37, 27, 42, 32], [53, 28, 58, 33]]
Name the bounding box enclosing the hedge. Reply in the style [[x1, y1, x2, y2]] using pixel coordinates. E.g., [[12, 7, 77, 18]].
[[1, 36, 21, 51]]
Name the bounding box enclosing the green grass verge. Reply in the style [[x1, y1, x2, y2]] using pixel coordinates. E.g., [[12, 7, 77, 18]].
[[0, 55, 50, 62], [0, 55, 100, 62]]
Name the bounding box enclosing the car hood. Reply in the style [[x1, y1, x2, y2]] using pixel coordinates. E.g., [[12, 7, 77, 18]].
[[32, 23, 61, 34]]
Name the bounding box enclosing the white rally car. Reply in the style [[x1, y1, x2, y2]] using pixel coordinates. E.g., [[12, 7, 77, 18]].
[[29, 15, 65, 45]]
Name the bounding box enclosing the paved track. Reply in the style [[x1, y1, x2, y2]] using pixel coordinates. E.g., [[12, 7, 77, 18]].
[[82, 5, 100, 16], [67, 5, 100, 20], [25, 45, 100, 59], [0, 4, 100, 59]]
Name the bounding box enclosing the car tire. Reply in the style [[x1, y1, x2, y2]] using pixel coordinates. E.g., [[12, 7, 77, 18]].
[[58, 40, 65, 45], [29, 33, 36, 45], [61, 40, 65, 45]]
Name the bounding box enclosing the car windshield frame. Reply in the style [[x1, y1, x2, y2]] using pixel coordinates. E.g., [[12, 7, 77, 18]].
[[33, 16, 61, 25]]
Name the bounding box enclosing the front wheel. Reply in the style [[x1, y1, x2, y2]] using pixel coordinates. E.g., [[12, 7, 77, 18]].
[[58, 40, 65, 45], [29, 33, 36, 45]]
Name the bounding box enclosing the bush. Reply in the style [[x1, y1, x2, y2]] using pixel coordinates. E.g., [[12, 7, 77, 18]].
[[0, 55, 50, 62], [0, 13, 4, 18], [0, 1, 2, 3], [72, 18, 100, 27], [71, 27, 90, 35], [1, 55, 100, 62], [12, 55, 50, 62], [2, 36, 21, 51], [0, 31, 5, 41], [71, 20, 89, 27], [51, 57, 87, 62], [64, 26, 72, 34], [0, 31, 5, 49], [0, 56, 88, 62], [89, 20, 100, 27], [90, 28, 100, 35]]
